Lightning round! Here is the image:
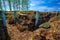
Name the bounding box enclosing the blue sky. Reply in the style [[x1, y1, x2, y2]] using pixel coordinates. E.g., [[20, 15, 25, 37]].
[[1, 0, 60, 12], [29, 0, 60, 12]]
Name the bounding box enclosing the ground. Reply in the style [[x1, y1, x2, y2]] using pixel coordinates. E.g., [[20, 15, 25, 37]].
[[5, 15, 60, 40]]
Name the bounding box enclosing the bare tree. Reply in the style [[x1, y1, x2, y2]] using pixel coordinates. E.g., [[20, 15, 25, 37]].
[[22, 0, 29, 10]]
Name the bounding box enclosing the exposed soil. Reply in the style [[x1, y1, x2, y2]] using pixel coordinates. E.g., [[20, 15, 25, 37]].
[[6, 15, 60, 40]]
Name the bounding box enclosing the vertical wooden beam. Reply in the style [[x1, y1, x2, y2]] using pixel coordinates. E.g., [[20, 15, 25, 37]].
[[55, 12, 58, 16], [35, 11, 40, 26]]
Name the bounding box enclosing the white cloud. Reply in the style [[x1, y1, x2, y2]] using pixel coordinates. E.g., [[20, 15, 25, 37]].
[[29, 0, 60, 12], [47, 8, 55, 12], [38, 6, 56, 12], [59, 8, 60, 9], [30, 0, 45, 7], [30, 6, 57, 12], [30, 3, 36, 6], [38, 6, 48, 9], [30, 6, 48, 11]]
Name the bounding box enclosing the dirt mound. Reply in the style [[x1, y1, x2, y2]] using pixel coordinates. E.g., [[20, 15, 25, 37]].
[[6, 16, 60, 40], [33, 16, 60, 40], [49, 16, 60, 22], [49, 16, 60, 34], [49, 16, 60, 40]]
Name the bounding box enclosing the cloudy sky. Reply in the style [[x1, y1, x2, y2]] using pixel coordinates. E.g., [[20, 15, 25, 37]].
[[1, 0, 60, 12], [29, 0, 60, 12]]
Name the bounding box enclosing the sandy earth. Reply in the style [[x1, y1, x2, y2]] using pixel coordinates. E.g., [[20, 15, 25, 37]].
[[6, 20, 34, 40], [6, 16, 60, 40]]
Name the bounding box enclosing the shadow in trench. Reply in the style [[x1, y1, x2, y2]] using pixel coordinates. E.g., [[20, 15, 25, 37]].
[[28, 14, 51, 32], [0, 26, 11, 40]]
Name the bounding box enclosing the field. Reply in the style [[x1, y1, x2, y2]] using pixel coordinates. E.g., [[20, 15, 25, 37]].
[[0, 11, 60, 40]]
